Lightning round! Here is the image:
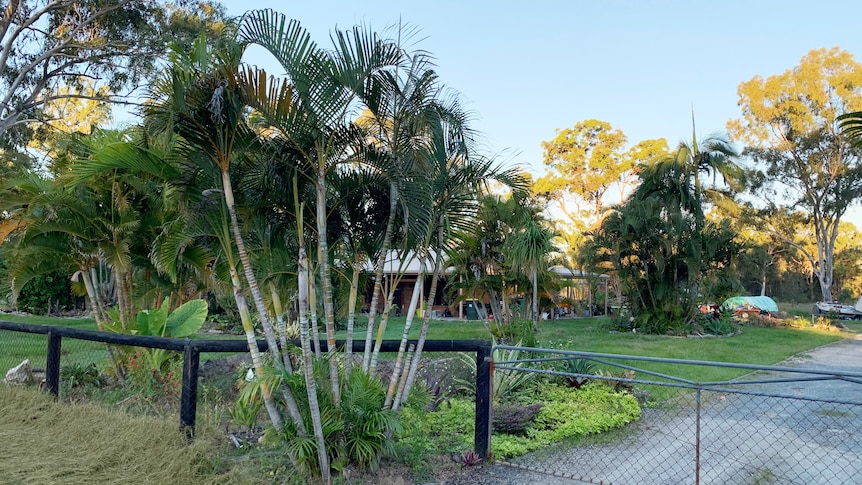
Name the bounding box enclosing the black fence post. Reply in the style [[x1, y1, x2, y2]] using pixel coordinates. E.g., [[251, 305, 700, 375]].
[[474, 342, 493, 460], [45, 331, 61, 397], [180, 343, 200, 440]]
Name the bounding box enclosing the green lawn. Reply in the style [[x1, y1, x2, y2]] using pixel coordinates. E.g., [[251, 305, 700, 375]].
[[342, 315, 847, 389], [2, 312, 849, 392], [0, 314, 102, 372]]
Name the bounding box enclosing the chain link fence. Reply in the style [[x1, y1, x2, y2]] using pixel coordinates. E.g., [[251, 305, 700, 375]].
[[493, 346, 862, 485], [1, 328, 109, 386]]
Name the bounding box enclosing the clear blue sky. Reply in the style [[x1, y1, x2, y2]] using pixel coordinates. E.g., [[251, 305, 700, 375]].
[[222, 0, 862, 178]]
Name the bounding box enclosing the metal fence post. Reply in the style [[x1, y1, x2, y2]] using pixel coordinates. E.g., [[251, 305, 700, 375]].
[[475, 342, 493, 459], [45, 331, 61, 397], [695, 387, 701, 485], [180, 343, 200, 440]]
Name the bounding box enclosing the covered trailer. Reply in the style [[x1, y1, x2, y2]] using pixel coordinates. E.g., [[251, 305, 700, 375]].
[[721, 296, 779, 318]]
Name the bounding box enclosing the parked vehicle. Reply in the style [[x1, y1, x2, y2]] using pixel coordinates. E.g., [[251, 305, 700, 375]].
[[815, 297, 862, 320]]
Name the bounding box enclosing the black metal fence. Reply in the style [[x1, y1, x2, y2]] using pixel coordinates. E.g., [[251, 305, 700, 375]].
[[493, 345, 862, 484], [0, 320, 493, 457]]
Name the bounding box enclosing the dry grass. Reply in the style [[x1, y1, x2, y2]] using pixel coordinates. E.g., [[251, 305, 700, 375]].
[[0, 385, 244, 485]]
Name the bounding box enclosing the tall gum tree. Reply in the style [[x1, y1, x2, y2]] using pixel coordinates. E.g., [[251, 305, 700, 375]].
[[535, 120, 627, 229], [728, 47, 862, 303], [0, 0, 227, 148], [535, 119, 668, 230]]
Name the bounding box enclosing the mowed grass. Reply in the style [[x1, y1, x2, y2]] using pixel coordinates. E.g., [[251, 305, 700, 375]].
[[0, 314, 102, 372], [3, 311, 849, 396], [344, 314, 847, 388]]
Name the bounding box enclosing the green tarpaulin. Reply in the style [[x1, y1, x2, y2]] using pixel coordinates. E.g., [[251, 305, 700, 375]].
[[721, 296, 779, 313]]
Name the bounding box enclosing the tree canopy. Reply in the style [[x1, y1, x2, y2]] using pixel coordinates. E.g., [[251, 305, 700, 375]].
[[728, 47, 862, 303]]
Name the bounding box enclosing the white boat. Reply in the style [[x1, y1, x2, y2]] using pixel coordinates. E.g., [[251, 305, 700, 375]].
[[815, 296, 862, 319]]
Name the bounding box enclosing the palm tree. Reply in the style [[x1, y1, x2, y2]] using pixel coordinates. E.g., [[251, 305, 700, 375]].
[[394, 151, 525, 409], [326, 167, 390, 376], [239, 10, 409, 406], [506, 216, 557, 333], [146, 33, 310, 436], [353, 49, 442, 374], [670, 117, 743, 210]]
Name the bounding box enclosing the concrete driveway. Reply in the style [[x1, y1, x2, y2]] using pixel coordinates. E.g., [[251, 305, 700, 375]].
[[444, 336, 862, 485]]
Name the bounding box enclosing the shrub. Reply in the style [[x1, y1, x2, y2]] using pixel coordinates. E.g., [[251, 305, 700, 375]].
[[694, 308, 736, 335], [61, 362, 105, 389], [15, 271, 77, 314], [532, 383, 641, 444], [490, 318, 536, 347], [492, 403, 543, 435], [255, 361, 403, 477], [124, 348, 183, 398], [557, 358, 597, 388]]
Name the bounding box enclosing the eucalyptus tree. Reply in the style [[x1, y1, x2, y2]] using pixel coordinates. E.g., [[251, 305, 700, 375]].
[[731, 47, 862, 303]]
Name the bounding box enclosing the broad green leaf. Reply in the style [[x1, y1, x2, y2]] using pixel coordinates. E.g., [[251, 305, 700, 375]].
[[136, 309, 153, 336], [165, 299, 208, 338], [144, 297, 170, 337]]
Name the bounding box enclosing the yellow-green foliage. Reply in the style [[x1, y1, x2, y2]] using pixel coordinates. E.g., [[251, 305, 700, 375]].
[[410, 384, 640, 460], [494, 384, 640, 458], [533, 384, 640, 442]]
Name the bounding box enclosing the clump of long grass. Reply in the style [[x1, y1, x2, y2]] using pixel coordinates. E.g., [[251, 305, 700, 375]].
[[0, 385, 240, 484]]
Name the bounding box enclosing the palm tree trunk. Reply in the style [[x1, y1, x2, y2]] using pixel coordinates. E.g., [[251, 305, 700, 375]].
[[222, 171, 285, 368], [532, 268, 539, 333], [269, 282, 293, 372], [315, 169, 341, 405], [370, 290, 397, 373], [308, 268, 322, 358], [397, 243, 444, 411], [363, 184, 400, 371], [80, 268, 124, 382], [385, 256, 426, 407], [392, 343, 414, 409], [345, 254, 362, 378], [221, 172, 306, 433], [227, 264, 285, 433], [298, 245, 331, 485]]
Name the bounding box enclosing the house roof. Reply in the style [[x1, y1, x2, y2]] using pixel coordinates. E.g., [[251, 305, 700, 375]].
[[549, 265, 610, 280]]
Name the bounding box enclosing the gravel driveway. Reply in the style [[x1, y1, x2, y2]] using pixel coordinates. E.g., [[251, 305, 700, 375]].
[[440, 335, 862, 485]]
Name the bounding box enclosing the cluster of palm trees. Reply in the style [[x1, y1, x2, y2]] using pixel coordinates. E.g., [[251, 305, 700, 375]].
[[581, 125, 744, 334], [1, 10, 532, 482]]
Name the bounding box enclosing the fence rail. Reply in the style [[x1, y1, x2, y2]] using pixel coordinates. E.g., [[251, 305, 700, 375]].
[[492, 344, 862, 484], [0, 321, 492, 456]]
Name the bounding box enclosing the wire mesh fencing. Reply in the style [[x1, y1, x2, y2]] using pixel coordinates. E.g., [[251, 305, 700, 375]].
[[493, 345, 862, 485]]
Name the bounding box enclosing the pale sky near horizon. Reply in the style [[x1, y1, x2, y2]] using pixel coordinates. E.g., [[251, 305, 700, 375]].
[[220, 0, 862, 219]]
